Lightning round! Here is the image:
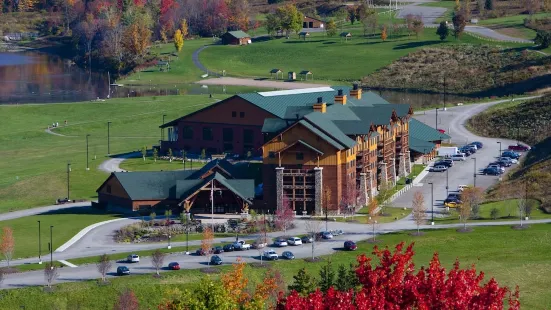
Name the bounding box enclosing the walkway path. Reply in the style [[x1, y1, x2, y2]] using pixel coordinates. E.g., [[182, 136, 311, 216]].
[[98, 152, 141, 173], [196, 77, 330, 89], [0, 202, 91, 222]]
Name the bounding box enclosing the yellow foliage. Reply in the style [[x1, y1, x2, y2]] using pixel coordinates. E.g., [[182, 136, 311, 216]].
[[173, 29, 184, 52], [381, 26, 387, 41], [180, 19, 189, 39], [221, 258, 249, 304]]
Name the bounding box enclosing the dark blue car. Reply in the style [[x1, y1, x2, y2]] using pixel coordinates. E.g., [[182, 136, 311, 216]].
[[483, 167, 501, 175]]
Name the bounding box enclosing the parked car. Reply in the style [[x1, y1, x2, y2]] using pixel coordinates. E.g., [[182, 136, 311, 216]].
[[435, 160, 453, 168], [483, 167, 502, 175], [447, 193, 461, 200], [127, 254, 140, 263], [287, 237, 302, 246], [344, 241, 357, 251], [429, 165, 447, 172], [263, 249, 279, 260], [457, 185, 471, 192], [212, 246, 224, 254], [168, 262, 180, 270], [470, 141, 483, 149], [442, 159, 454, 166], [459, 148, 472, 156], [232, 240, 251, 250], [497, 160, 512, 167], [210, 255, 223, 265], [274, 238, 288, 247], [282, 251, 295, 260], [223, 244, 235, 252], [451, 154, 466, 161], [500, 157, 518, 164], [301, 235, 314, 243], [252, 240, 268, 249], [445, 200, 461, 208], [488, 164, 505, 172], [334, 229, 344, 235], [117, 266, 130, 276], [196, 248, 208, 256], [508, 144, 530, 151], [321, 231, 334, 239], [502, 151, 520, 159]]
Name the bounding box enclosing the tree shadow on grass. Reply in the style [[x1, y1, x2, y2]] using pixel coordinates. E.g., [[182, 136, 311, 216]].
[[37, 206, 125, 218], [282, 40, 326, 44], [355, 41, 384, 46], [393, 40, 442, 50], [251, 36, 275, 43]]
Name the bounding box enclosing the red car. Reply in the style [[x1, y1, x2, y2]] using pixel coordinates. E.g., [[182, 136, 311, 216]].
[[168, 262, 180, 270], [508, 144, 530, 152], [344, 241, 357, 251], [437, 129, 446, 134]]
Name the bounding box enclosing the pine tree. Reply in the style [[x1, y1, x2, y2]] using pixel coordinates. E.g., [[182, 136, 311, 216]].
[[319, 260, 335, 292], [335, 264, 349, 291], [288, 268, 316, 296]]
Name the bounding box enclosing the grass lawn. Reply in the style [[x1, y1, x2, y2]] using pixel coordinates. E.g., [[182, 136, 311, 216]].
[[349, 206, 411, 224], [434, 199, 547, 224], [2, 224, 551, 308], [1, 208, 124, 260], [119, 158, 205, 172], [0, 95, 222, 213], [199, 28, 531, 83], [476, 12, 551, 40]]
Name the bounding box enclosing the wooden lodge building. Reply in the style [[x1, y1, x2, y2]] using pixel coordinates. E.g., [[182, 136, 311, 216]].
[[156, 86, 448, 215], [303, 16, 324, 29], [221, 31, 251, 45]]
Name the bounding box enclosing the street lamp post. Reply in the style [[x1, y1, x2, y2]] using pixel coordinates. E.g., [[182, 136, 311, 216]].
[[49, 225, 53, 266], [168, 234, 171, 249], [497, 141, 502, 158], [86, 134, 90, 171], [324, 189, 328, 232], [472, 157, 477, 187], [428, 182, 434, 225], [185, 212, 190, 254], [67, 162, 71, 200], [446, 168, 449, 196], [161, 114, 167, 141], [443, 75, 447, 111], [107, 121, 112, 156], [38, 220, 42, 264], [435, 108, 439, 131]]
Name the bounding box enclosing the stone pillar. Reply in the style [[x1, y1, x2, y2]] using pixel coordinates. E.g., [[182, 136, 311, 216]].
[[275, 167, 285, 210], [314, 167, 323, 215], [379, 162, 388, 187], [406, 151, 412, 175], [398, 153, 407, 178], [359, 173, 369, 207], [368, 170, 377, 198], [390, 158, 397, 186]]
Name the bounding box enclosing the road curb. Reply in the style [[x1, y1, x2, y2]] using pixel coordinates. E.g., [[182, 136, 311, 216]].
[[55, 218, 128, 253]]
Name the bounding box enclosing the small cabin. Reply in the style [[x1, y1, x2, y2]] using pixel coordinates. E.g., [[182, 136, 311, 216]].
[[221, 31, 252, 45], [303, 16, 324, 29]]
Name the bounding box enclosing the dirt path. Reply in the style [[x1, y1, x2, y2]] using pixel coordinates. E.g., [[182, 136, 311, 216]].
[[196, 77, 330, 89]]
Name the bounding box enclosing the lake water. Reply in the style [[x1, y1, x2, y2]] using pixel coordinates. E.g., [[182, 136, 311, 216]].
[[0, 51, 474, 107]]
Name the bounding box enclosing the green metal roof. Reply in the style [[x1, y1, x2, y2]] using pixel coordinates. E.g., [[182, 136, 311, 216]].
[[298, 120, 345, 150], [410, 118, 451, 142], [226, 30, 250, 39], [304, 112, 357, 149], [409, 137, 436, 154], [262, 118, 291, 133], [278, 139, 324, 155]]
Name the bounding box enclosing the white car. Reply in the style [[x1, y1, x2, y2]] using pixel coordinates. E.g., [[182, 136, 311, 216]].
[[232, 240, 251, 250], [127, 254, 140, 263], [263, 249, 279, 260], [287, 237, 302, 246], [274, 239, 288, 247], [500, 157, 518, 164], [457, 185, 471, 192]]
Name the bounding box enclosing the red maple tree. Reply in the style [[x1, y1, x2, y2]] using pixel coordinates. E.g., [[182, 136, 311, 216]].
[[277, 242, 520, 310], [275, 195, 295, 235]]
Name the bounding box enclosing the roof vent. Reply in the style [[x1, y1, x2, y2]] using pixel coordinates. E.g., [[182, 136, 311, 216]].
[[350, 84, 362, 100], [338, 89, 343, 96], [317, 97, 323, 103], [335, 89, 347, 105], [353, 83, 359, 90]]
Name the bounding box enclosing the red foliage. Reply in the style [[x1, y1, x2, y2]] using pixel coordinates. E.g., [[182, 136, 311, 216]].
[[133, 0, 145, 7], [277, 242, 520, 310], [274, 195, 295, 233]]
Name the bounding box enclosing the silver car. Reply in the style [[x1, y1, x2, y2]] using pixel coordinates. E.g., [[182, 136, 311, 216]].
[[430, 165, 447, 172]]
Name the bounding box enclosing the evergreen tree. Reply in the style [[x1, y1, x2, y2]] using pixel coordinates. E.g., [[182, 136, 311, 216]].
[[335, 264, 349, 291], [318, 260, 335, 292], [288, 268, 316, 296], [436, 21, 449, 41]]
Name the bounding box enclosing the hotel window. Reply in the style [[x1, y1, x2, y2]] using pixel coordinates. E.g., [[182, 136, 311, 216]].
[[243, 129, 254, 144], [183, 126, 193, 139], [202, 127, 213, 141], [240, 112, 245, 118], [296, 152, 304, 160], [223, 128, 233, 142], [106, 185, 112, 194], [232, 111, 237, 117]]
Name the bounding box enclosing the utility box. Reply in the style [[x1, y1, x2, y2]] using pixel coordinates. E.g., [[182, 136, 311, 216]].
[[288, 72, 296, 80]]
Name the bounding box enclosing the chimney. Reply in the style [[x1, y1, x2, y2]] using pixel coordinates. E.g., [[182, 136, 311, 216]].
[[313, 97, 326, 113], [335, 89, 347, 105], [350, 83, 362, 99]]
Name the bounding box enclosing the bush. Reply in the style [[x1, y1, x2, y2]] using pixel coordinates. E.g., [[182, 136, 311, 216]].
[[490, 208, 499, 220]]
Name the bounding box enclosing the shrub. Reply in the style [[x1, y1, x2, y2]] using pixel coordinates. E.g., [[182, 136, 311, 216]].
[[490, 207, 500, 220]]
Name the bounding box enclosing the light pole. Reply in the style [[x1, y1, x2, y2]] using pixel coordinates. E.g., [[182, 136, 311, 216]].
[[472, 157, 477, 187], [50, 225, 54, 266], [38, 220, 42, 264], [66, 162, 71, 200], [428, 182, 434, 225], [86, 134, 90, 171], [435, 108, 439, 131], [210, 181, 214, 231], [443, 75, 447, 111], [107, 121, 112, 156], [161, 114, 167, 141], [168, 234, 171, 249], [324, 189, 328, 232], [446, 167, 449, 196], [497, 141, 502, 158]]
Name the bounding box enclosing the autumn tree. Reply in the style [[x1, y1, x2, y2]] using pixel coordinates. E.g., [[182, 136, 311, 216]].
[[122, 17, 152, 63], [412, 18, 424, 39], [411, 191, 426, 235], [341, 186, 358, 217], [326, 19, 337, 37], [367, 197, 379, 241], [275, 195, 295, 235], [160, 26, 168, 43], [228, 0, 251, 31], [221, 258, 249, 304], [44, 263, 59, 288], [277, 242, 520, 309], [97, 254, 112, 283], [201, 227, 214, 265], [173, 29, 183, 52], [361, 9, 377, 37], [274, 4, 303, 38], [114, 289, 139, 310], [436, 21, 450, 41], [381, 26, 387, 41], [152, 249, 166, 276], [1, 226, 14, 267], [453, 12, 467, 39], [18, 0, 37, 12], [179, 19, 189, 38], [459, 187, 484, 231]]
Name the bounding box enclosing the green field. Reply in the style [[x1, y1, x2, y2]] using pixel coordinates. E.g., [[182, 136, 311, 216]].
[[1, 208, 123, 260], [2, 224, 551, 308], [119, 158, 205, 172], [198, 28, 532, 82], [0, 95, 222, 213]]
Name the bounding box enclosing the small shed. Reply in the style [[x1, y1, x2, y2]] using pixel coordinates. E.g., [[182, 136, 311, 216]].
[[270, 69, 283, 80], [303, 16, 324, 29], [221, 30, 251, 45], [288, 72, 296, 81], [298, 31, 310, 41], [340, 32, 352, 41], [299, 70, 313, 81], [157, 61, 170, 72]]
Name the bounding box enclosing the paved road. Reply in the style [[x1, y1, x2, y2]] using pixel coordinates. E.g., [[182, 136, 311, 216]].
[[197, 77, 330, 89], [98, 152, 141, 173], [0, 202, 91, 222], [464, 26, 533, 43]]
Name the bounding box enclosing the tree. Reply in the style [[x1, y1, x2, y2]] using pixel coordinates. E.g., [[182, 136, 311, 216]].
[[412, 19, 424, 39], [173, 29, 183, 52], [201, 227, 214, 265], [326, 19, 337, 37], [122, 17, 151, 63], [275, 195, 295, 234], [348, 7, 357, 24], [150, 212, 157, 226], [277, 242, 520, 309], [114, 289, 139, 310], [367, 197, 379, 241], [1, 227, 14, 267], [160, 26, 168, 44], [376, 181, 394, 214], [221, 258, 249, 304], [288, 268, 316, 296], [179, 19, 189, 38], [411, 191, 426, 234], [275, 4, 303, 38], [490, 207, 500, 220], [0, 267, 6, 288], [304, 219, 321, 260], [152, 249, 166, 276], [265, 13, 281, 37], [44, 263, 59, 288], [535, 30, 551, 48], [97, 254, 112, 283], [318, 260, 335, 292], [485, 0, 494, 10], [381, 25, 387, 41], [361, 10, 377, 37], [168, 148, 173, 162], [141, 146, 147, 161], [200, 149, 206, 160], [436, 21, 450, 41], [460, 187, 484, 230], [452, 13, 467, 39]]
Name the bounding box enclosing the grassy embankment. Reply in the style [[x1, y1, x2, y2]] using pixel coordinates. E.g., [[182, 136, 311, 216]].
[[0, 95, 221, 213], [119, 158, 205, 172], [2, 225, 551, 308], [468, 95, 551, 211]]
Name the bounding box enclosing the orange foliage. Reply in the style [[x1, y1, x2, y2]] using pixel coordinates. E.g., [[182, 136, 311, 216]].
[[381, 26, 387, 41], [221, 258, 250, 303], [201, 227, 214, 255]]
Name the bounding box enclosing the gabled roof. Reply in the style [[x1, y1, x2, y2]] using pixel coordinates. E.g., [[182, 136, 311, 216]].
[[189, 159, 237, 179], [177, 172, 254, 204], [410, 118, 451, 142], [225, 30, 250, 39], [262, 118, 292, 133], [298, 120, 345, 150], [409, 137, 436, 154], [110, 170, 194, 200], [304, 15, 324, 22], [278, 139, 324, 155]]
